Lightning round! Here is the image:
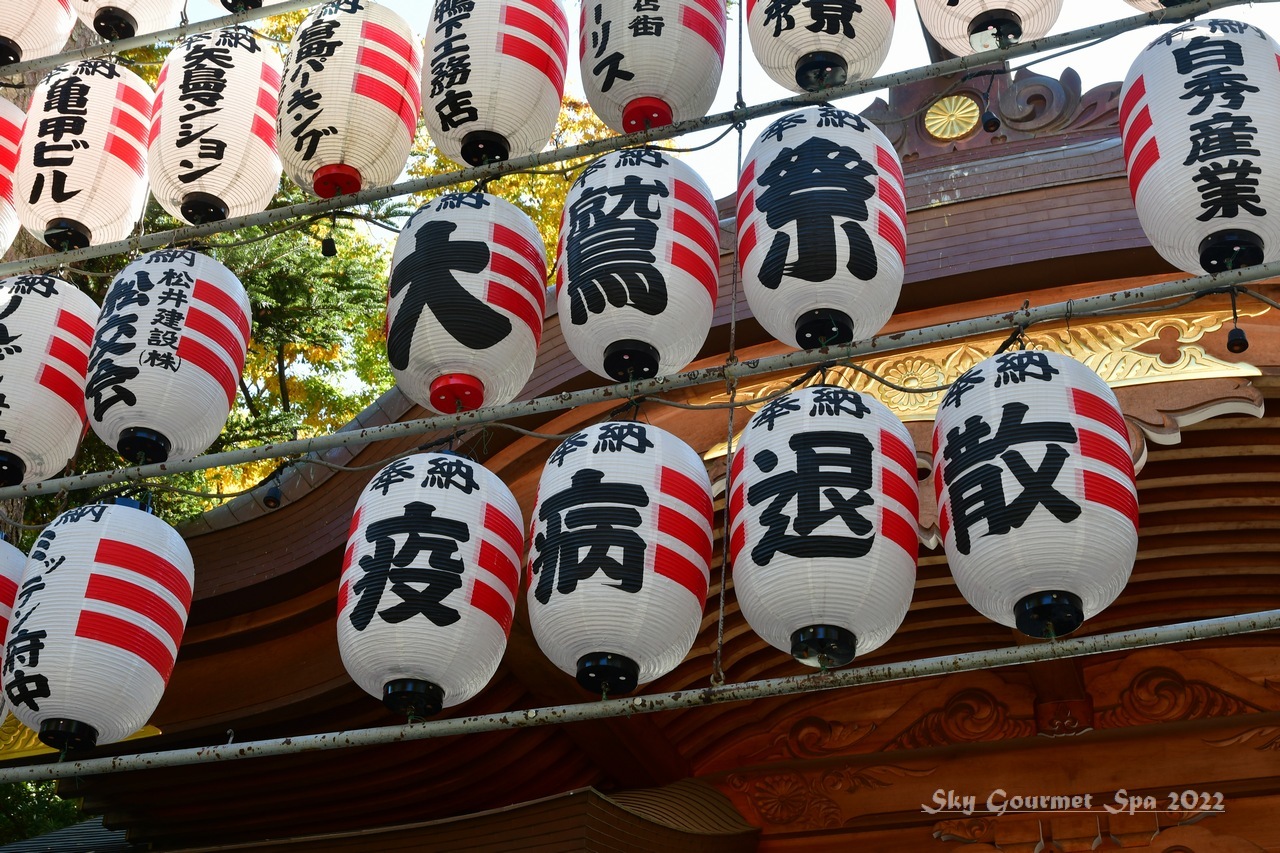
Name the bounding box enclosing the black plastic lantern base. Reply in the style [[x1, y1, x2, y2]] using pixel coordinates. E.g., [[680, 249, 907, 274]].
[[181, 192, 229, 224], [576, 653, 640, 696], [969, 10, 1023, 52], [94, 8, 138, 41], [0, 37, 21, 67], [795, 309, 854, 348], [791, 625, 857, 668], [383, 679, 444, 718], [461, 131, 511, 167], [1014, 590, 1084, 639], [118, 428, 172, 465], [0, 452, 25, 487], [219, 0, 263, 10], [603, 339, 660, 382], [39, 719, 98, 751], [44, 219, 91, 251], [1199, 230, 1264, 273], [795, 51, 848, 93]]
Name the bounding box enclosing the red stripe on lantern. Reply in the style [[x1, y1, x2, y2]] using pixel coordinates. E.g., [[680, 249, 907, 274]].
[[671, 241, 718, 304], [336, 578, 350, 614], [1128, 137, 1160, 201], [491, 249, 546, 311], [1122, 105, 1153, 170], [882, 466, 919, 520], [877, 146, 904, 187], [186, 306, 246, 373], [1071, 387, 1128, 440], [503, 3, 569, 68], [879, 210, 906, 263], [495, 223, 547, 277], [94, 539, 192, 605], [880, 177, 906, 223], [261, 62, 281, 89], [676, 179, 718, 227], [485, 503, 525, 559], [46, 334, 87, 377], [487, 281, 544, 344], [251, 115, 276, 150], [105, 132, 146, 177], [1118, 74, 1146, 132], [738, 221, 758, 264], [882, 428, 916, 477], [738, 159, 756, 197], [116, 81, 152, 122], [353, 70, 418, 140], [361, 19, 421, 74], [478, 539, 520, 599], [674, 206, 719, 268], [728, 521, 745, 570], [1084, 470, 1140, 530], [471, 579, 514, 635], [654, 543, 708, 602], [193, 279, 250, 346], [499, 33, 566, 92], [1079, 429, 1134, 481], [938, 501, 950, 540], [681, 4, 725, 60], [75, 610, 177, 681], [658, 504, 712, 565], [661, 466, 714, 526], [881, 507, 919, 559], [176, 335, 237, 407], [85, 573, 184, 645], [37, 364, 85, 420]]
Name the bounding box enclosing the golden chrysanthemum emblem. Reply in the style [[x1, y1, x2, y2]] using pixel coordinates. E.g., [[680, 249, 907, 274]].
[[880, 357, 947, 410], [924, 94, 981, 140]]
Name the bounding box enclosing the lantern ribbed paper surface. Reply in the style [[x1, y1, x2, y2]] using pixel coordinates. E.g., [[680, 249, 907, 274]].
[[338, 453, 525, 716], [5, 503, 194, 749], [528, 422, 713, 694], [0, 275, 98, 486], [16, 60, 153, 250], [86, 250, 252, 465], [1, 0, 75, 66], [738, 105, 905, 349], [745, 0, 894, 93], [423, 0, 569, 167], [932, 350, 1139, 638], [728, 386, 918, 667], [387, 192, 547, 414], [1121, 1, 1172, 11], [0, 537, 25, 725], [915, 0, 1063, 56], [556, 148, 720, 382], [1120, 19, 1280, 275], [279, 0, 422, 199], [72, 0, 184, 40], [580, 0, 726, 133], [149, 26, 283, 225], [0, 99, 24, 258]]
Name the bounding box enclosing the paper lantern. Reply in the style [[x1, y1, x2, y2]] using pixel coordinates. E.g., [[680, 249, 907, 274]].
[[423, 0, 569, 166], [16, 59, 153, 250], [580, 0, 726, 132], [745, 0, 894, 93], [387, 192, 547, 413], [0, 275, 98, 486], [337, 453, 525, 716], [5, 501, 194, 749], [207, 0, 261, 11], [556, 148, 720, 382], [72, 0, 184, 40], [0, 537, 25, 725], [932, 350, 1138, 638], [728, 385, 918, 667], [0, 0, 76, 66], [1121, 1, 1191, 11], [86, 249, 251, 464], [737, 105, 905, 349], [0, 99, 23, 258], [1120, 19, 1280, 274], [278, 0, 422, 198], [528, 421, 713, 695], [916, 0, 1063, 56], [149, 26, 283, 224]]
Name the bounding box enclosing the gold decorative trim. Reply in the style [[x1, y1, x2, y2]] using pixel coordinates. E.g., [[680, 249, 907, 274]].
[[924, 94, 981, 140], [0, 714, 161, 761]]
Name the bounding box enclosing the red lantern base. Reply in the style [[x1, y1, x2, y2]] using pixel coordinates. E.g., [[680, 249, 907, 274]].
[[623, 97, 674, 132], [429, 373, 486, 413], [313, 164, 363, 199]]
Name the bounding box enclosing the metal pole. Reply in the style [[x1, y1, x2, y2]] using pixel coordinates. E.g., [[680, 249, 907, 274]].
[[2, 608, 1276, 782]]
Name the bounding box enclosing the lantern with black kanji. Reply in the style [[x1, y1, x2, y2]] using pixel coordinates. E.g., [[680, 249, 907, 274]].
[[0, 536, 25, 725], [746, 0, 894, 92], [278, 0, 421, 198], [932, 350, 1138, 638], [86, 250, 251, 465], [0, 0, 76, 66], [388, 192, 547, 413], [16, 59, 153, 250], [1120, 19, 1280, 275], [338, 453, 525, 717], [149, 26, 283, 224], [738, 105, 905, 350], [556, 148, 720, 382], [5, 500, 194, 749], [528, 422, 712, 695], [422, 0, 569, 166], [916, 0, 1063, 56], [729, 386, 918, 667], [0, 275, 98, 486], [0, 99, 23, 257], [72, 0, 184, 40], [580, 0, 726, 132]]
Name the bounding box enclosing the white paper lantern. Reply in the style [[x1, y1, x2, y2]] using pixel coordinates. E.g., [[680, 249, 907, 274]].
[[0, 536, 26, 725], [1120, 19, 1280, 275], [915, 0, 1063, 56], [149, 26, 283, 224], [5, 502, 194, 749], [728, 386, 918, 667], [86, 250, 251, 464], [388, 192, 547, 414], [528, 422, 712, 694], [738, 105, 905, 349], [423, 0, 569, 166], [338, 453, 525, 716], [932, 350, 1138, 638], [278, 0, 422, 198], [0, 99, 24, 259], [580, 0, 726, 132], [746, 0, 894, 93], [0, 275, 98, 486], [16, 59, 153, 250], [1120, 1, 1180, 11], [556, 148, 720, 382], [72, 0, 184, 40], [0, 0, 76, 67]]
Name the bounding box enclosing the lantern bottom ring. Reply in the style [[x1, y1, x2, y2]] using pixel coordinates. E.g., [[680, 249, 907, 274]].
[[429, 373, 486, 413], [791, 625, 857, 669], [461, 131, 511, 168], [220, 0, 264, 10], [94, 7, 139, 40], [576, 653, 640, 697], [181, 193, 230, 225], [0, 451, 25, 487], [0, 38, 20, 67], [795, 309, 855, 348], [44, 219, 91, 251], [623, 98, 674, 132], [795, 52, 849, 94], [382, 679, 444, 719], [603, 340, 660, 383], [117, 427, 172, 466], [969, 9, 1024, 52], [39, 718, 99, 752], [1014, 590, 1085, 640], [1199, 229, 1265, 274], [313, 165, 363, 199]]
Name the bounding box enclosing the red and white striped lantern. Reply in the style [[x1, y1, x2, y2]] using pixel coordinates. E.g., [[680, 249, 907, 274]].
[[580, 0, 726, 132], [423, 0, 569, 166], [5, 501, 194, 749], [72, 0, 184, 40], [0, 536, 25, 725], [932, 350, 1138, 638], [16, 60, 153, 250], [916, 0, 1063, 56], [278, 0, 421, 199], [86, 250, 251, 465], [728, 386, 918, 667], [745, 0, 894, 93], [388, 192, 547, 414], [0, 99, 23, 258], [737, 105, 905, 349], [0, 0, 76, 67], [337, 453, 525, 717], [555, 148, 720, 382], [149, 26, 283, 224], [528, 422, 713, 695], [0, 275, 97, 486], [1120, 19, 1280, 275]]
